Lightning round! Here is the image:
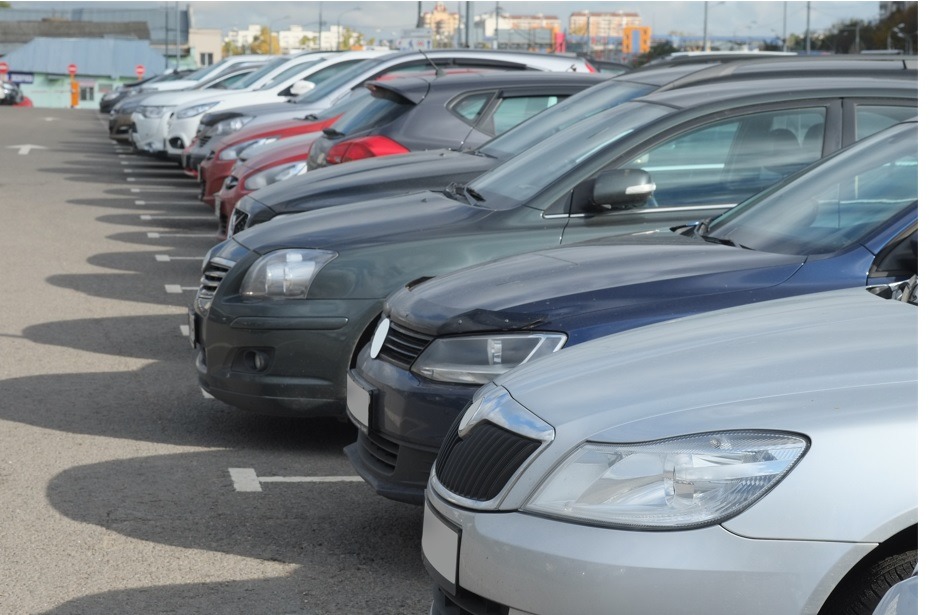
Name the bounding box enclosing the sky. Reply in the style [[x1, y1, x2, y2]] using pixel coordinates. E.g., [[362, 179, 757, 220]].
[[8, 1, 884, 41]]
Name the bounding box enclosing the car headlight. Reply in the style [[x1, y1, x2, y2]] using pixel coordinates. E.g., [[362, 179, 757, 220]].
[[525, 431, 808, 530], [243, 161, 307, 191], [176, 101, 219, 120], [240, 249, 337, 299], [219, 136, 280, 161], [140, 105, 170, 119], [411, 333, 567, 385], [213, 115, 255, 136]]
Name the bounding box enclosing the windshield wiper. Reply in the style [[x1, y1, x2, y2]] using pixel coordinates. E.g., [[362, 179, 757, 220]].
[[303, 113, 319, 121], [322, 127, 344, 138], [465, 186, 486, 204]]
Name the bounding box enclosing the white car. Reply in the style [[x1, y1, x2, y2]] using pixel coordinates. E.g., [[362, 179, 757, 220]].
[[423, 283, 917, 615], [129, 51, 342, 155], [164, 50, 392, 157]]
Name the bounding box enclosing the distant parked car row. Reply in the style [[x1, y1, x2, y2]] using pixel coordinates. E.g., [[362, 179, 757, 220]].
[[103, 49, 917, 615]]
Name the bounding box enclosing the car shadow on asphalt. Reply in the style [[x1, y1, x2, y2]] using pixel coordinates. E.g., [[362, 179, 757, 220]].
[[37, 449, 431, 614]]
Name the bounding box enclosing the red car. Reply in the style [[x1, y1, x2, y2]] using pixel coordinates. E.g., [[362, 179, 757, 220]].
[[198, 113, 338, 206], [211, 132, 318, 237]]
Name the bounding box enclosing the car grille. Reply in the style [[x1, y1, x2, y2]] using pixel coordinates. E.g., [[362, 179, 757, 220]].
[[196, 259, 233, 311], [229, 209, 249, 236], [359, 429, 400, 472], [197, 134, 212, 148], [379, 321, 433, 369], [434, 418, 542, 502]]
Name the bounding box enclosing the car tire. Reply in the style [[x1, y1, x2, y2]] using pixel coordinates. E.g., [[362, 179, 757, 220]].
[[820, 550, 917, 615]]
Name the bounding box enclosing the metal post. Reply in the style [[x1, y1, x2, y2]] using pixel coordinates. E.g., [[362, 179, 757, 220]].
[[703, 2, 709, 51], [805, 1, 811, 53], [175, 1, 180, 68], [494, 2, 499, 49], [782, 1, 787, 51]]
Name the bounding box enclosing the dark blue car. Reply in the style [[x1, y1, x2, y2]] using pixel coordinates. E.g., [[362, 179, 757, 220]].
[[347, 118, 918, 504]]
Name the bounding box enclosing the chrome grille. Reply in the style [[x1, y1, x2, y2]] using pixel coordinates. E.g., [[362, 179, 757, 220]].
[[434, 419, 541, 502], [379, 322, 433, 369], [196, 258, 233, 311], [229, 209, 249, 236]]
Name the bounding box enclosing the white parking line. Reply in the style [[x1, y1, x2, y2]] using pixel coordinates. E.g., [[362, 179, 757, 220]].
[[156, 254, 202, 262], [180, 324, 190, 337], [141, 214, 214, 221], [165, 284, 198, 293], [147, 232, 216, 238], [229, 468, 363, 492]]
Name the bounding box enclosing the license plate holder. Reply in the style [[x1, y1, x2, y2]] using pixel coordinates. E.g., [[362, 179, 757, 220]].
[[422, 501, 460, 596], [346, 370, 373, 432]]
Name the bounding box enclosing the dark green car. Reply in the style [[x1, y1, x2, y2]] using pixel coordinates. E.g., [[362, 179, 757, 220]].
[[191, 75, 916, 416]]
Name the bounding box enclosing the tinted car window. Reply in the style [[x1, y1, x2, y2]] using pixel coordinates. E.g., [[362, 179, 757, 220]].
[[451, 93, 493, 123], [856, 104, 918, 139], [329, 88, 413, 134], [707, 122, 917, 255], [487, 95, 563, 134], [469, 101, 672, 208], [618, 107, 827, 206], [477, 81, 656, 161]]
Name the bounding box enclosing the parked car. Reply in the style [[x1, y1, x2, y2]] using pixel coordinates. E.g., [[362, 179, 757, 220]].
[[348, 118, 918, 503], [189, 75, 916, 417], [163, 50, 392, 158], [131, 51, 386, 157], [184, 48, 599, 171], [1, 81, 25, 105], [226, 54, 917, 237], [422, 282, 917, 615], [207, 71, 601, 232], [108, 61, 268, 142], [98, 68, 195, 114]]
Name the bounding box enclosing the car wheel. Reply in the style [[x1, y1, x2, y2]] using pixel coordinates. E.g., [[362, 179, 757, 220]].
[[819, 550, 917, 615]]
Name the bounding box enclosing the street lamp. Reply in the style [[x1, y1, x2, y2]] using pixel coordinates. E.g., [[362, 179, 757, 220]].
[[337, 6, 361, 50]]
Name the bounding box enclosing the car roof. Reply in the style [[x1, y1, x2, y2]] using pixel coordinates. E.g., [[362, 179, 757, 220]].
[[634, 74, 916, 110], [369, 71, 606, 101], [374, 48, 591, 70]]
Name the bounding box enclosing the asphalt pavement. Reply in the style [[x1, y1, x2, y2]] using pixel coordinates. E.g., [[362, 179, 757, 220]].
[[0, 108, 430, 614]]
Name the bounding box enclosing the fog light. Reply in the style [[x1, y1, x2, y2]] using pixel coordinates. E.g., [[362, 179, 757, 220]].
[[243, 350, 270, 372]]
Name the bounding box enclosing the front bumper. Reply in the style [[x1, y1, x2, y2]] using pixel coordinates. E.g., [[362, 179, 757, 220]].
[[200, 157, 236, 206], [166, 115, 201, 157], [345, 349, 477, 504], [423, 489, 873, 615], [130, 113, 170, 154], [192, 286, 385, 417]]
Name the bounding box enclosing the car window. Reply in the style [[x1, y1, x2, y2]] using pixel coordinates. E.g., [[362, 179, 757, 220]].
[[233, 57, 291, 89], [259, 59, 327, 89], [707, 121, 917, 256], [856, 105, 918, 140], [483, 95, 564, 135], [618, 107, 827, 207], [329, 87, 412, 135], [451, 93, 493, 123], [206, 71, 252, 90]]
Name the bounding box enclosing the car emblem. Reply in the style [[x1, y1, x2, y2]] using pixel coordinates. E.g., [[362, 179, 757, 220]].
[[370, 318, 391, 359], [458, 386, 554, 442]]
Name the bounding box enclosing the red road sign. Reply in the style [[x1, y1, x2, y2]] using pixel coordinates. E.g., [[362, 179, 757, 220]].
[[0, 62, 8, 74], [135, 65, 145, 78], [67, 63, 77, 76]]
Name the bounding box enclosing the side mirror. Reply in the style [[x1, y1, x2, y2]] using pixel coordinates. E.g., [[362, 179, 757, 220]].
[[576, 169, 655, 213], [288, 81, 316, 97]]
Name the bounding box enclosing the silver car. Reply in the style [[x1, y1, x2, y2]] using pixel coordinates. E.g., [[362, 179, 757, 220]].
[[422, 283, 917, 615]]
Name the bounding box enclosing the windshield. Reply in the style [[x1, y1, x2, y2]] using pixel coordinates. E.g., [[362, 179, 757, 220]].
[[258, 58, 327, 90], [706, 121, 917, 256], [292, 58, 384, 103], [477, 81, 656, 161], [233, 57, 291, 89], [184, 63, 223, 82], [467, 101, 671, 208]]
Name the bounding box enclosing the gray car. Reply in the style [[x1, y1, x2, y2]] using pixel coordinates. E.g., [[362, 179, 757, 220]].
[[423, 283, 917, 615]]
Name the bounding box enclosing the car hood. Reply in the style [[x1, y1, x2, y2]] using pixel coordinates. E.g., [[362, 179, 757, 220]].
[[137, 89, 222, 106], [232, 190, 493, 253], [387, 233, 805, 335], [251, 149, 491, 213], [496, 288, 915, 443]]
